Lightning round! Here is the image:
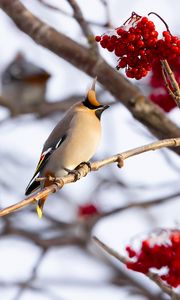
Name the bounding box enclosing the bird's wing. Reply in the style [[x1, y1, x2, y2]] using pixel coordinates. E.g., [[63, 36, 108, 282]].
[[25, 105, 76, 196], [25, 135, 67, 195]]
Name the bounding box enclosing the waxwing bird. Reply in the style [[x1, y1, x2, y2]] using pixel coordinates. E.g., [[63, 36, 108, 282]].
[[25, 77, 109, 218]]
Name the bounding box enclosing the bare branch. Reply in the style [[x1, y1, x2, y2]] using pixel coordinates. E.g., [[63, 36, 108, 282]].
[[1, 0, 180, 153], [38, 0, 109, 28], [3, 226, 84, 248], [0, 138, 179, 217], [161, 60, 180, 109], [93, 237, 180, 300], [38, 0, 71, 16], [0, 94, 81, 116], [0, 91, 109, 117], [13, 249, 46, 300], [66, 0, 98, 52], [101, 191, 180, 219]]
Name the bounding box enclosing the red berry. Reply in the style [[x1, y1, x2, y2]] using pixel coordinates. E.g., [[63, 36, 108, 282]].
[[110, 35, 118, 43], [78, 203, 99, 218], [141, 17, 148, 24], [128, 34, 136, 42], [150, 31, 158, 38], [137, 40, 144, 48], [118, 58, 127, 68], [116, 27, 125, 36], [95, 35, 101, 42], [103, 34, 109, 40], [147, 21, 155, 30], [126, 246, 136, 258], [128, 44, 135, 52], [126, 69, 134, 78], [100, 40, 107, 48]]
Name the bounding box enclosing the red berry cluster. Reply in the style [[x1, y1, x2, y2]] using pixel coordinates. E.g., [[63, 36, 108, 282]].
[[156, 31, 180, 60], [95, 12, 180, 80], [126, 229, 180, 288], [77, 203, 100, 218], [149, 57, 180, 112]]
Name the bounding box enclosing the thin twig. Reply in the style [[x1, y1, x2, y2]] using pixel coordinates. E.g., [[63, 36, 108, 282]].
[[161, 60, 180, 108], [38, 0, 110, 28], [38, 0, 70, 16], [99, 0, 113, 28], [66, 0, 98, 53], [39, 0, 98, 52], [13, 249, 46, 300], [0, 138, 180, 217], [101, 191, 180, 219], [93, 236, 180, 300]]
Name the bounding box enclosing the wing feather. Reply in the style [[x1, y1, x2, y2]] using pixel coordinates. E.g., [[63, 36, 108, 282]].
[[25, 135, 67, 195], [25, 105, 74, 196]]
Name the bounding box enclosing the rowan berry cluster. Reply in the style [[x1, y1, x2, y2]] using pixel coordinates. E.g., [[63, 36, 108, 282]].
[[126, 229, 180, 287], [149, 57, 180, 112], [95, 12, 180, 80], [77, 203, 100, 218]]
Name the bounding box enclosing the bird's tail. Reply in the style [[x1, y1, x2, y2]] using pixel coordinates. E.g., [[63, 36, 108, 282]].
[[36, 196, 47, 219]]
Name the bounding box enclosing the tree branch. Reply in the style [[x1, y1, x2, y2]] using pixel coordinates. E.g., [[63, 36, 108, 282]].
[[38, 0, 109, 28], [66, 0, 98, 52], [0, 94, 82, 116], [93, 237, 180, 300], [0, 91, 109, 117], [1, 0, 180, 154], [0, 138, 179, 217], [161, 60, 180, 109], [100, 191, 180, 219]]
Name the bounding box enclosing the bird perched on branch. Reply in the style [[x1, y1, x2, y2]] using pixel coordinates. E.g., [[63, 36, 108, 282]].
[[25, 78, 109, 218]]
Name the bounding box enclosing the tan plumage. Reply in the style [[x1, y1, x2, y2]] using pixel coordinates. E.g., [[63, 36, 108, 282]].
[[25, 77, 109, 217]]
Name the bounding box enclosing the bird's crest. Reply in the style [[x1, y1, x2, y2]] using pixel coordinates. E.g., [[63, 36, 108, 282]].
[[86, 77, 101, 107]]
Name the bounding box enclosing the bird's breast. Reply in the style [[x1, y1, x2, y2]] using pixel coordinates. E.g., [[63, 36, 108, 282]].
[[63, 112, 101, 167], [50, 111, 101, 174]]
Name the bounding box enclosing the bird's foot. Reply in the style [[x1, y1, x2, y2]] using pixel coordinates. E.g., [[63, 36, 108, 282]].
[[46, 175, 64, 189], [47, 175, 57, 183], [64, 168, 81, 181], [77, 161, 91, 171]]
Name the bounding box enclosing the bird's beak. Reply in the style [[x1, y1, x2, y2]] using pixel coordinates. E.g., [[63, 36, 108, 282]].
[[102, 105, 110, 111], [95, 104, 109, 118], [97, 105, 109, 113]]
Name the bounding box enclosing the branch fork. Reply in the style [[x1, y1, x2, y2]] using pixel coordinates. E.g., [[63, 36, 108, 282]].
[[161, 60, 180, 108]]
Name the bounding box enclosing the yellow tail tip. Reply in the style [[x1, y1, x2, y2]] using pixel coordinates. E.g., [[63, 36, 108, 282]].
[[36, 205, 43, 219]]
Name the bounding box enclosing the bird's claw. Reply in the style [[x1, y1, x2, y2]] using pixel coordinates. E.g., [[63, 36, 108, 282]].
[[64, 168, 81, 181], [77, 161, 91, 171], [47, 175, 56, 182]]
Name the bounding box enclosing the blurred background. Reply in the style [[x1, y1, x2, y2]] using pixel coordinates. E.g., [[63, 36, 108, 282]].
[[0, 0, 180, 299]]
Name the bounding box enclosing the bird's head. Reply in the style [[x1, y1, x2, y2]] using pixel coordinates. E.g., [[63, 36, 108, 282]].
[[83, 77, 109, 119]]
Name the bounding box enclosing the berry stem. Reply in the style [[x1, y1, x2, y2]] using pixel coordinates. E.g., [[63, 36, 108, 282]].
[[123, 11, 141, 25], [148, 12, 170, 33]]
